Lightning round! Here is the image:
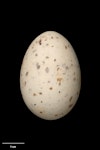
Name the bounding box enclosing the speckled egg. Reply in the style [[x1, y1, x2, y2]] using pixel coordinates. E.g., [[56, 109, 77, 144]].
[[20, 31, 81, 120]]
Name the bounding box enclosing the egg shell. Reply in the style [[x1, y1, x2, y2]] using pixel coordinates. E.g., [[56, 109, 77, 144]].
[[20, 31, 81, 120]]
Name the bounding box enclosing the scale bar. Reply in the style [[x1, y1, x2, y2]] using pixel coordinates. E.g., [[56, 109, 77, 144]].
[[2, 142, 25, 144]]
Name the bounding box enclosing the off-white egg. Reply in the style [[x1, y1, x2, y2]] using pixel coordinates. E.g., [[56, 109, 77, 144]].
[[20, 31, 81, 120]]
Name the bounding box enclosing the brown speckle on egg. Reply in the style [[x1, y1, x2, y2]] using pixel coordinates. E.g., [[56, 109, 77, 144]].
[[41, 101, 43, 103], [44, 38, 47, 41], [32, 50, 36, 53], [46, 43, 49, 46], [24, 81, 26, 86], [57, 67, 60, 71], [40, 111, 43, 114], [58, 91, 61, 93], [57, 65, 60, 67], [62, 64, 69, 70], [65, 45, 67, 49], [42, 61, 45, 64], [55, 114, 58, 117], [71, 64, 74, 67], [56, 36, 59, 39], [54, 59, 56, 62], [68, 44, 70, 47], [69, 104, 73, 108], [45, 67, 49, 73], [25, 71, 28, 76], [31, 46, 34, 49], [51, 45, 54, 47], [39, 39, 42, 45], [51, 36, 53, 39], [66, 66, 69, 70], [45, 56, 49, 59], [36, 63, 40, 69], [57, 78, 63, 85], [34, 104, 36, 106], [63, 72, 66, 75], [35, 53, 38, 56], [73, 77, 76, 81], [49, 87, 53, 90], [48, 80, 50, 83], [69, 96, 73, 102], [39, 92, 42, 95], [33, 93, 37, 96]]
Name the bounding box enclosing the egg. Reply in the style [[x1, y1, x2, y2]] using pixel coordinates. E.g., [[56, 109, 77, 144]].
[[20, 31, 81, 120]]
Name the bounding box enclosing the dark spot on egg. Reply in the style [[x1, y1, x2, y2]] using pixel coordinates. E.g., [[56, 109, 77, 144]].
[[54, 59, 56, 62], [32, 50, 36, 53], [36, 63, 40, 69], [45, 67, 49, 73], [49, 87, 53, 90], [24, 81, 26, 86], [57, 67, 60, 71], [48, 80, 50, 83], [58, 91, 61, 93], [73, 77, 76, 81], [45, 56, 49, 59], [57, 78, 63, 85], [40, 111, 43, 114], [65, 45, 67, 49], [39, 92, 42, 95], [55, 114, 58, 117], [62, 64, 69, 70], [34, 104, 36, 106], [42, 61, 45, 64], [41, 101, 43, 103], [33, 93, 37, 96], [46, 43, 49, 46], [71, 64, 74, 67], [25, 72, 28, 76], [63, 72, 66, 75], [68, 44, 70, 47], [31, 46, 34, 49], [69, 96, 73, 102], [51, 45, 54, 47], [66, 66, 69, 70], [69, 104, 73, 108], [56, 37, 59, 39], [51, 36, 53, 39], [35, 53, 38, 56], [39, 39, 42, 45]]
